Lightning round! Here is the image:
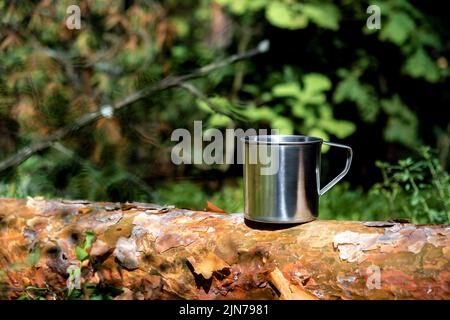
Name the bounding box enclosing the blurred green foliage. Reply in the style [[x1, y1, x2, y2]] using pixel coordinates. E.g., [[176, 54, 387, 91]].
[[1, 0, 449, 224], [152, 147, 450, 224], [154, 180, 244, 212]]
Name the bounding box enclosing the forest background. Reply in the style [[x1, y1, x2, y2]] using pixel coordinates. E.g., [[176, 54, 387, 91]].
[[1, 0, 449, 224]]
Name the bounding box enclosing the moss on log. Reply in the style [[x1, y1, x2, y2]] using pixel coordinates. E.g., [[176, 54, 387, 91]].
[[0, 198, 449, 300]]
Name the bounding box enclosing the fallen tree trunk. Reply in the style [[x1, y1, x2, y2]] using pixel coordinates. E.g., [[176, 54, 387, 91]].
[[0, 198, 448, 300]]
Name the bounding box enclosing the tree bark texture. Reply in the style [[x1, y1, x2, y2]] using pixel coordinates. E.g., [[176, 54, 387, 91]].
[[0, 198, 449, 300]]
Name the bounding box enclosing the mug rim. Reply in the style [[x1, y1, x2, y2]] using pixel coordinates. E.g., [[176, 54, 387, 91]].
[[242, 135, 323, 145]]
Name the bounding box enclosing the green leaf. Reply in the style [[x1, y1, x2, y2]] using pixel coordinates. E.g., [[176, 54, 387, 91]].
[[218, 0, 268, 14], [380, 11, 415, 45], [300, 3, 340, 30], [381, 96, 418, 146], [266, 2, 307, 30], [303, 73, 332, 93], [196, 99, 213, 113], [320, 119, 356, 139], [172, 45, 189, 61], [292, 101, 307, 118], [333, 73, 380, 122], [271, 117, 294, 134], [272, 82, 301, 98], [384, 117, 418, 146], [273, 73, 328, 106], [208, 113, 232, 127], [197, 96, 240, 122], [67, 266, 82, 298], [308, 128, 328, 140], [169, 18, 190, 38], [333, 75, 358, 104], [273, 73, 331, 105], [243, 106, 276, 121], [410, 196, 420, 206], [75, 31, 97, 55], [83, 230, 95, 250], [318, 104, 333, 120], [241, 84, 261, 96], [27, 248, 40, 266], [402, 48, 440, 83], [75, 246, 89, 262], [416, 30, 442, 49]]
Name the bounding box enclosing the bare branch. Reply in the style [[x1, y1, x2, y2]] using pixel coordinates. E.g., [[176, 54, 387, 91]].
[[0, 41, 269, 173]]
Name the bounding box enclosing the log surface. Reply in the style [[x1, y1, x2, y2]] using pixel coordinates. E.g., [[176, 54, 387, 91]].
[[0, 198, 449, 300]]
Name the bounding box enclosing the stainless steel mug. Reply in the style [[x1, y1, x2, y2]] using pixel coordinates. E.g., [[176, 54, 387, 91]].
[[242, 135, 353, 223]]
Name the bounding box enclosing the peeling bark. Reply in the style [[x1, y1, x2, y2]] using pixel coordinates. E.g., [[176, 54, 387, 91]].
[[0, 198, 449, 300]]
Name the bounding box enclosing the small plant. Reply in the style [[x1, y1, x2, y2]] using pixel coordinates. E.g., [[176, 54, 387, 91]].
[[75, 230, 95, 263], [373, 147, 450, 224], [65, 230, 123, 300]]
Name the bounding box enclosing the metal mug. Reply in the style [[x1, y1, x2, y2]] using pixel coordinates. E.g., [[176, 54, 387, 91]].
[[242, 135, 353, 223]]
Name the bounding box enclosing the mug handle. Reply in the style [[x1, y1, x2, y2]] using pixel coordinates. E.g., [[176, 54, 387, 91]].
[[319, 141, 353, 196]]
